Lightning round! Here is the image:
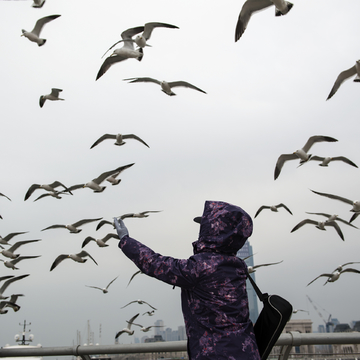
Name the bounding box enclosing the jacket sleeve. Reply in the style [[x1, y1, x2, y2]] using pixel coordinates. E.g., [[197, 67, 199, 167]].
[[119, 235, 198, 289]]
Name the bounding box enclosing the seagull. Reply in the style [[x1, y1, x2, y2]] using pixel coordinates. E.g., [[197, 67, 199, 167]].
[[0, 274, 30, 300], [82, 233, 118, 248], [86, 276, 119, 294], [311, 189, 360, 223], [50, 251, 98, 271], [254, 204, 292, 218], [309, 156, 357, 168], [292, 309, 309, 314], [96, 27, 144, 81], [0, 232, 28, 245], [123, 77, 207, 96], [305, 212, 358, 229], [39, 88, 64, 108], [90, 133, 149, 149], [332, 261, 360, 273], [0, 256, 41, 270], [115, 313, 140, 338], [121, 299, 157, 310], [32, 0, 45, 8], [42, 217, 103, 233], [0, 240, 41, 259], [24, 181, 72, 201], [0, 193, 11, 201], [247, 260, 283, 273], [274, 135, 338, 180], [131, 323, 164, 333], [67, 163, 135, 193], [235, 0, 293, 42], [21, 15, 61, 46], [327, 60, 360, 100], [291, 219, 344, 241], [0, 294, 24, 313], [307, 267, 360, 286], [143, 310, 155, 316], [127, 270, 143, 287]]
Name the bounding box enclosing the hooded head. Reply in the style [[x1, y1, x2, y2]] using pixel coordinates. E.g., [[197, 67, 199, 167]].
[[192, 200, 253, 256]]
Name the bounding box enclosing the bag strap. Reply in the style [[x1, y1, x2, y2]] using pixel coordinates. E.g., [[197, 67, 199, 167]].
[[246, 268, 266, 303]]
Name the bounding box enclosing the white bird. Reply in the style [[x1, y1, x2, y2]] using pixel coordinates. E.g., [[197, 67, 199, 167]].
[[143, 310, 155, 316], [115, 313, 140, 338], [90, 133, 149, 149], [311, 189, 360, 223], [121, 299, 157, 310], [42, 217, 102, 233], [21, 15, 61, 46], [254, 203, 292, 218], [50, 251, 98, 271], [307, 267, 360, 286], [291, 219, 344, 241], [96, 27, 144, 80], [309, 155, 357, 168], [32, 0, 45, 8], [0, 193, 11, 201], [39, 88, 64, 108], [247, 260, 283, 273], [67, 163, 135, 193], [327, 60, 360, 100], [305, 212, 358, 229], [0, 274, 29, 300], [25, 181, 71, 201], [82, 233, 118, 248], [274, 135, 338, 180], [0, 232, 28, 245], [292, 309, 309, 314], [0, 240, 41, 259], [124, 77, 207, 96], [86, 276, 119, 294], [235, 0, 293, 41], [0, 256, 41, 270], [131, 322, 164, 333]]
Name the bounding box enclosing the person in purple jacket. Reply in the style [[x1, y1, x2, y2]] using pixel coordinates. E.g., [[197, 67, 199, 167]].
[[114, 200, 260, 360]]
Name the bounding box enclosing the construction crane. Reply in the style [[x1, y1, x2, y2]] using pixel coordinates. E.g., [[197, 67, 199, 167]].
[[306, 295, 333, 332]]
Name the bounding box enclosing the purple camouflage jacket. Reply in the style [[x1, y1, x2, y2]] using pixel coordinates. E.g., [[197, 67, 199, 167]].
[[119, 200, 261, 360]]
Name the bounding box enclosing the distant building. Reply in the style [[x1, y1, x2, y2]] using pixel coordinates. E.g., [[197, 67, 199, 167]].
[[178, 325, 187, 340]]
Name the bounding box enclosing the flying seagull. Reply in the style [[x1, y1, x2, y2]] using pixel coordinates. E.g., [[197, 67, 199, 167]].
[[0, 240, 41, 259], [307, 267, 360, 286], [21, 15, 61, 46], [274, 135, 338, 180], [0, 232, 28, 245], [0, 256, 41, 270], [86, 276, 119, 294], [291, 219, 344, 241], [115, 313, 140, 338], [50, 251, 98, 271], [143, 310, 155, 316], [124, 77, 206, 96], [96, 26, 144, 80], [42, 217, 102, 233], [254, 204, 292, 218], [292, 309, 309, 314], [32, 0, 45, 8], [67, 163, 135, 193], [247, 260, 283, 274], [121, 299, 157, 310], [235, 0, 293, 42], [90, 133, 149, 149], [82, 233, 118, 248], [327, 60, 360, 100], [305, 212, 358, 229], [311, 189, 360, 223], [309, 156, 357, 168], [24, 181, 71, 201], [0, 193, 11, 201], [0, 274, 30, 300], [39, 88, 64, 108]]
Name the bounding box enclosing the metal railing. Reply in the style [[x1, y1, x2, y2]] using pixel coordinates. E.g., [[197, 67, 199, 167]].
[[1, 332, 360, 360]]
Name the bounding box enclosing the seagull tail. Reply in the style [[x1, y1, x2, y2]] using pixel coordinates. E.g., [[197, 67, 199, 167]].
[[353, 75, 360, 82], [137, 48, 144, 62], [38, 39, 46, 47], [275, 2, 293, 16]]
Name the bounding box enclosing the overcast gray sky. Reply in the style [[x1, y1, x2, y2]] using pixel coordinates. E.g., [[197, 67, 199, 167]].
[[1, 0, 360, 350]]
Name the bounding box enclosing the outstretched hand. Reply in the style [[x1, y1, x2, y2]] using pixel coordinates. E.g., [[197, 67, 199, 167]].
[[114, 217, 129, 240]]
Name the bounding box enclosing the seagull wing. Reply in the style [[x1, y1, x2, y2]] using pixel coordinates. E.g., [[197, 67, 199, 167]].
[[8, 239, 40, 252], [94, 163, 135, 184], [143, 22, 179, 40], [77, 251, 98, 265], [24, 184, 41, 200], [121, 26, 145, 40], [2, 232, 28, 243], [325, 221, 344, 241], [308, 155, 325, 162], [124, 77, 161, 85], [143, 301, 157, 310], [81, 237, 95, 248], [0, 274, 29, 295], [0, 193, 11, 201], [31, 14, 61, 36], [274, 153, 298, 180], [254, 206, 270, 218], [96, 220, 113, 231], [11, 255, 41, 265], [127, 313, 140, 329], [120, 213, 135, 219], [140, 210, 162, 215], [327, 65, 357, 100], [340, 268, 360, 275], [86, 285, 103, 291], [291, 219, 318, 232], [102, 233, 119, 243], [41, 224, 67, 231], [307, 273, 333, 286], [122, 134, 149, 148], [340, 261, 360, 268], [67, 184, 85, 192], [302, 135, 338, 153], [310, 190, 353, 205], [127, 270, 142, 287], [168, 81, 206, 94], [329, 156, 358, 168], [72, 218, 103, 228], [235, 0, 274, 41], [276, 203, 293, 215], [106, 275, 119, 289], [252, 260, 283, 270], [90, 134, 117, 149], [96, 55, 128, 81], [49, 89, 62, 97], [121, 300, 136, 309], [50, 254, 68, 271]]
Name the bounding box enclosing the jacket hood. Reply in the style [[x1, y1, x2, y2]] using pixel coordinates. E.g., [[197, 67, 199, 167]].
[[192, 200, 253, 256]]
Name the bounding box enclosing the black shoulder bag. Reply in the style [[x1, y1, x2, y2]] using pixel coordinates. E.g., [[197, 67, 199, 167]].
[[247, 272, 293, 360]]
